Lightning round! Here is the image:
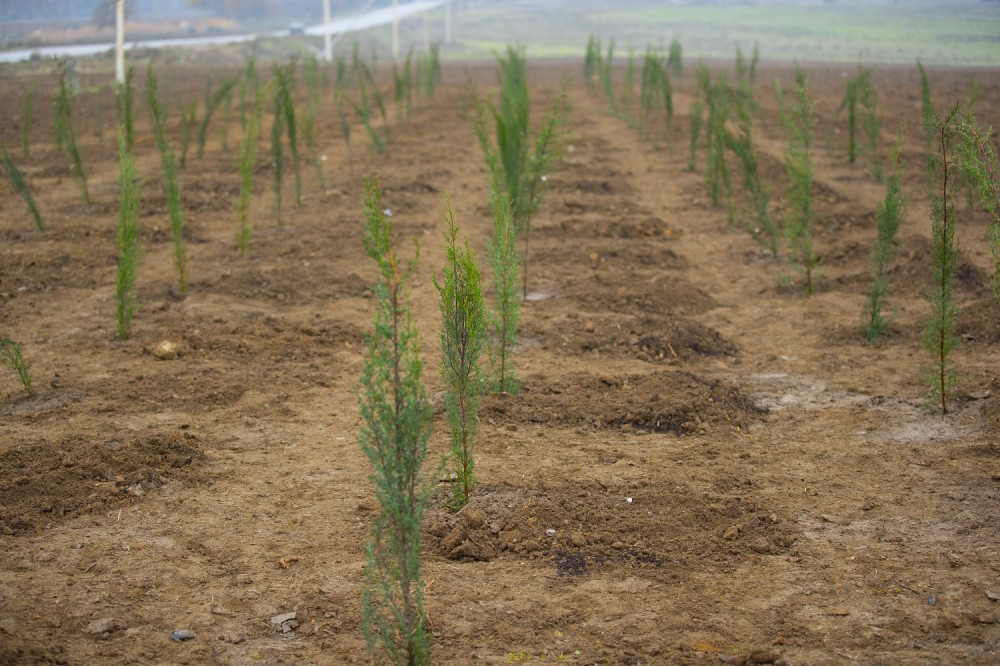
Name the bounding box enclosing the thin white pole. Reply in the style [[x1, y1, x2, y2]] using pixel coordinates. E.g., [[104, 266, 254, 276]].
[[392, 0, 399, 59], [323, 0, 332, 62], [115, 0, 125, 85]]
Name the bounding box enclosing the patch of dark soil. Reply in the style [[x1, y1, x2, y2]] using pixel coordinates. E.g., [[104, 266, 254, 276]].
[[0, 431, 203, 534], [532, 240, 687, 271], [482, 370, 764, 434], [829, 234, 990, 298], [524, 313, 738, 362], [958, 298, 1000, 345], [427, 482, 796, 569], [550, 210, 676, 240], [566, 271, 716, 316]]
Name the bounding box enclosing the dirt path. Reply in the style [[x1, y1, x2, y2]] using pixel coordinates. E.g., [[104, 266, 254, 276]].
[[1, 60, 998, 665]]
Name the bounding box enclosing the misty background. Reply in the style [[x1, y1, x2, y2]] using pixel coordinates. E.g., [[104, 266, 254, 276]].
[[0, 1, 996, 66]]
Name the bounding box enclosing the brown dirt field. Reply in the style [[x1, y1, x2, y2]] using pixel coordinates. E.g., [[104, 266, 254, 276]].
[[0, 56, 998, 665]]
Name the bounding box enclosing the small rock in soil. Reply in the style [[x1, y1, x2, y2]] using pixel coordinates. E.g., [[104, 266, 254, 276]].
[[929, 594, 938, 606], [270, 612, 298, 633], [986, 591, 1000, 602], [86, 617, 120, 636], [169, 629, 196, 642]]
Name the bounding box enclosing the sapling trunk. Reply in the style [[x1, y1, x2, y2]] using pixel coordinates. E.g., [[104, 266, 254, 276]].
[[358, 179, 432, 666], [777, 69, 818, 295], [1, 144, 45, 232], [863, 143, 905, 340], [115, 129, 142, 340], [923, 105, 961, 414], [433, 195, 486, 510], [0, 338, 32, 395], [146, 65, 187, 294]]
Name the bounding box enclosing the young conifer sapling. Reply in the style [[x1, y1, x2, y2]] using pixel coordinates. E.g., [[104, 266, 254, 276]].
[[434, 195, 486, 510], [357, 180, 432, 665], [1, 337, 33, 395]]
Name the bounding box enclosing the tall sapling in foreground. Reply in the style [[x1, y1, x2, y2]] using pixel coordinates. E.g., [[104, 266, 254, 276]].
[[115, 129, 142, 340], [434, 195, 486, 510], [357, 180, 432, 665], [923, 105, 961, 414]]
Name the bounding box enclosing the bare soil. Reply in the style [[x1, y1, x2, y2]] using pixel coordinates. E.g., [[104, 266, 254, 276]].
[[1, 58, 998, 665]]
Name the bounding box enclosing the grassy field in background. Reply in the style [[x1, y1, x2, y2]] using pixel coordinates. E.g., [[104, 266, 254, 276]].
[[409, 3, 1000, 67]]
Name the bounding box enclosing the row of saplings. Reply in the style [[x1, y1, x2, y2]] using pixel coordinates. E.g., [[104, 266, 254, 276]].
[[1, 45, 444, 394], [356, 46, 566, 664], [584, 35, 1000, 416]]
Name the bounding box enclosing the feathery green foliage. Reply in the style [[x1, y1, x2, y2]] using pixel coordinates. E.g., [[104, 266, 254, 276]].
[[917, 59, 935, 191], [923, 104, 961, 414], [422, 43, 442, 99], [352, 77, 387, 155], [115, 129, 142, 340], [599, 39, 615, 109], [728, 89, 777, 255], [703, 71, 733, 210], [236, 82, 265, 255], [358, 179, 432, 666], [838, 67, 869, 164], [178, 98, 197, 168], [302, 55, 325, 189], [583, 34, 600, 84], [859, 74, 882, 180], [777, 69, 818, 294], [485, 165, 521, 396], [392, 52, 413, 124], [275, 61, 302, 206], [21, 82, 35, 159], [337, 93, 353, 167], [1, 144, 45, 231], [270, 82, 286, 225], [863, 143, 905, 340], [146, 65, 188, 294], [667, 37, 683, 79], [0, 338, 32, 395], [116, 66, 135, 152], [639, 47, 673, 130], [433, 195, 486, 510], [54, 58, 90, 207], [623, 43, 636, 106], [955, 112, 1000, 301], [197, 77, 237, 159], [688, 98, 703, 172], [474, 45, 568, 297]]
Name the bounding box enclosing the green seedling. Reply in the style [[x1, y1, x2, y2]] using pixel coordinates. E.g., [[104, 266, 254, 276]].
[[270, 85, 285, 225], [21, 82, 35, 158], [358, 179, 432, 666], [688, 98, 704, 172], [667, 37, 683, 79], [1, 144, 45, 231], [1, 338, 32, 394], [54, 58, 90, 207], [146, 65, 187, 294], [116, 66, 135, 152], [777, 69, 818, 295], [178, 98, 197, 168], [275, 61, 302, 206], [863, 143, 905, 340], [584, 34, 600, 85], [197, 77, 237, 159], [838, 67, 868, 164], [923, 104, 961, 414], [236, 82, 265, 255], [955, 112, 1000, 301], [483, 155, 521, 396], [474, 45, 568, 297], [115, 129, 142, 340], [351, 77, 387, 155], [433, 195, 486, 510]]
